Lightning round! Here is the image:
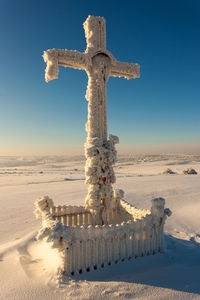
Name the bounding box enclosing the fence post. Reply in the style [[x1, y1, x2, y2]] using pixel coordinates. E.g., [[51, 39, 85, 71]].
[[151, 198, 166, 253]]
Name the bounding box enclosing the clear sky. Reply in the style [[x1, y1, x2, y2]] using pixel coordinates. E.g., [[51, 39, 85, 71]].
[[0, 0, 200, 156]]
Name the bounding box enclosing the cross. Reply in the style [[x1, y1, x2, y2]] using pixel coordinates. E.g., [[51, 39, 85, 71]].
[[43, 15, 140, 224]]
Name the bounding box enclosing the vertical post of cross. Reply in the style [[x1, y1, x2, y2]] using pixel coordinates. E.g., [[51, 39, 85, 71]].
[[84, 16, 113, 224]]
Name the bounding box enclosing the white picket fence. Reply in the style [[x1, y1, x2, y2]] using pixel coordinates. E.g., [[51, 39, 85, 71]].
[[35, 196, 171, 275], [49, 199, 149, 227], [63, 219, 162, 275], [50, 205, 94, 226]]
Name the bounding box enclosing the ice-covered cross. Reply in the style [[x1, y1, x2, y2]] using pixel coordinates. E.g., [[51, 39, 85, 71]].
[[43, 15, 140, 224]]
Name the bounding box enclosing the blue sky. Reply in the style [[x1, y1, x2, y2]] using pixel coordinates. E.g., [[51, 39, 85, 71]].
[[0, 0, 200, 155]]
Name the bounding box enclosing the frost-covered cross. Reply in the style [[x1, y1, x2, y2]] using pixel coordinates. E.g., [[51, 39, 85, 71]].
[[43, 15, 140, 224]]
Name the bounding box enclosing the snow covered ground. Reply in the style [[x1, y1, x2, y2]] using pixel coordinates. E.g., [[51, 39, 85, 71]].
[[0, 154, 200, 299]]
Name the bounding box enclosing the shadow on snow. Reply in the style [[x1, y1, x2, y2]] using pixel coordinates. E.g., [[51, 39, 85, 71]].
[[65, 234, 200, 295]]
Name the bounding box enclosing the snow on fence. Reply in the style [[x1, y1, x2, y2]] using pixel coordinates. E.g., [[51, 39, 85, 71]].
[[48, 199, 149, 227], [34, 196, 171, 275], [50, 205, 94, 226], [63, 218, 161, 274]]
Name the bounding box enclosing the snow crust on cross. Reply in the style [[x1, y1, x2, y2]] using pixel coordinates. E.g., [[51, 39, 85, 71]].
[[43, 15, 140, 224]]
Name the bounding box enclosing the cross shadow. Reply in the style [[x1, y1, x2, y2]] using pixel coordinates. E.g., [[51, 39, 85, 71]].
[[67, 234, 200, 295]]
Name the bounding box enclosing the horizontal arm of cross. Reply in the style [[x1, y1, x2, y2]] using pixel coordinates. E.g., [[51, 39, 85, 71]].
[[110, 61, 140, 80], [43, 49, 87, 82]]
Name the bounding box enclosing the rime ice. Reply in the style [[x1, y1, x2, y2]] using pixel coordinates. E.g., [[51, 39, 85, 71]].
[[43, 15, 139, 224], [37, 15, 171, 275]]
